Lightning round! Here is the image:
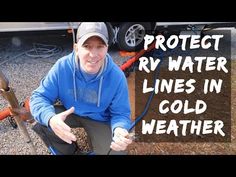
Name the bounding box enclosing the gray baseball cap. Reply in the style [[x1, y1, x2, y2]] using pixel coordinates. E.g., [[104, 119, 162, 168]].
[[77, 22, 109, 46]]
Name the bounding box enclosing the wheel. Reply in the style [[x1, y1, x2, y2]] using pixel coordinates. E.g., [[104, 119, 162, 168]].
[[117, 22, 152, 51]]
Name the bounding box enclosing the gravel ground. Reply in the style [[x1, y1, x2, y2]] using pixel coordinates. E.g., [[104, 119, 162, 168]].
[[0, 32, 71, 154]]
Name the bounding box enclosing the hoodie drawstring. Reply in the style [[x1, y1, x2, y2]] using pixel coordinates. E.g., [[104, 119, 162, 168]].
[[73, 53, 78, 102], [73, 68, 78, 102], [97, 76, 103, 107]]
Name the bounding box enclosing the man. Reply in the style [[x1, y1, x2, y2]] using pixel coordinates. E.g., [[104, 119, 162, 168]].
[[30, 22, 133, 155]]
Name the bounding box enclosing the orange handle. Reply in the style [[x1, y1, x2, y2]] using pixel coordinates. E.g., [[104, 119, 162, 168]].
[[0, 107, 11, 120]]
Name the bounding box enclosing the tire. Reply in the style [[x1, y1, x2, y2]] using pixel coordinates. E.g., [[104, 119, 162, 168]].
[[117, 22, 152, 51]]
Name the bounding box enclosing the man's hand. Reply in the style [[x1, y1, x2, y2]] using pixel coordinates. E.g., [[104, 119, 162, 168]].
[[110, 127, 133, 151], [49, 107, 77, 144]]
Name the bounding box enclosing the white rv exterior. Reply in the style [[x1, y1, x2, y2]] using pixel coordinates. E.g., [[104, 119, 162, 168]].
[[0, 22, 79, 32]]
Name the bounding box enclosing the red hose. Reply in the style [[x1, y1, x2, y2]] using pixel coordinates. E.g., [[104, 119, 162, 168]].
[[0, 107, 11, 120], [120, 42, 155, 71]]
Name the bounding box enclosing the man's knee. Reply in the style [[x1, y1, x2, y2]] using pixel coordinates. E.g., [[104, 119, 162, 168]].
[[32, 123, 53, 148], [32, 123, 77, 155]]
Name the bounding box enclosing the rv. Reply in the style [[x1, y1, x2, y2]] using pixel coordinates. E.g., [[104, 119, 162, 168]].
[[0, 22, 235, 51]]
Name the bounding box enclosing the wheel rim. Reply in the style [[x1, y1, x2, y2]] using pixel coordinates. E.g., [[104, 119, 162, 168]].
[[124, 24, 146, 48]]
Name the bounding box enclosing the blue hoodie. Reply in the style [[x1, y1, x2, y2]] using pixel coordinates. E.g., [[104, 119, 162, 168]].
[[30, 51, 132, 132]]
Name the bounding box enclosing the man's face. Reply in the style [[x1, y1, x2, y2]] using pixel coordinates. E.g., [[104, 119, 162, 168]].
[[76, 36, 108, 74]]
